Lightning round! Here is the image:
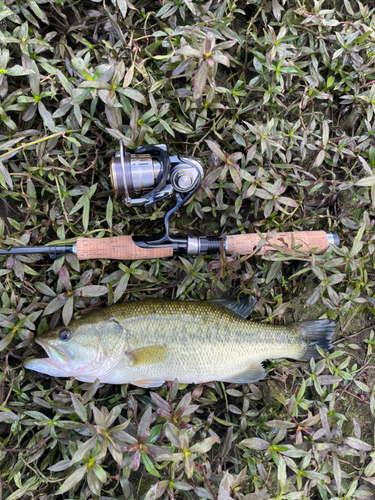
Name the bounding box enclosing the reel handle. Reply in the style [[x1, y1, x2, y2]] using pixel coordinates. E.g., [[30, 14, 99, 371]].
[[226, 230, 337, 256]]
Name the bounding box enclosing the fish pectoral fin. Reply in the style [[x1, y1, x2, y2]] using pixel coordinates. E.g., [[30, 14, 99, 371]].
[[207, 295, 257, 319], [126, 345, 168, 366], [223, 362, 266, 384], [131, 378, 165, 388]]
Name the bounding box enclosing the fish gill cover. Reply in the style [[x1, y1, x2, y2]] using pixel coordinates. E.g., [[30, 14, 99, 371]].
[[0, 0, 375, 499]]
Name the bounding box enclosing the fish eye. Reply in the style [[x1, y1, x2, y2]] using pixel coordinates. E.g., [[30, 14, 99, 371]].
[[59, 329, 72, 341]]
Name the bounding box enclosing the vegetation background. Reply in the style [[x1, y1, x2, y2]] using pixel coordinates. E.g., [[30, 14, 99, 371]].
[[1, 0, 375, 498]]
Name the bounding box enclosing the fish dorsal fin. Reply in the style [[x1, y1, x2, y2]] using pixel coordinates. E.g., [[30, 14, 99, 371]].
[[223, 362, 266, 384], [207, 295, 257, 319], [127, 345, 168, 366]]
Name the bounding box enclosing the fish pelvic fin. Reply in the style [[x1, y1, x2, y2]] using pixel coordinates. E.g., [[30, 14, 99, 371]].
[[131, 378, 165, 388], [207, 295, 257, 319], [222, 362, 266, 384], [127, 345, 168, 366], [297, 319, 336, 360]]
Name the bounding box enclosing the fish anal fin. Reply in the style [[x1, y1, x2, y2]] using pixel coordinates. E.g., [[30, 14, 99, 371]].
[[207, 295, 257, 319], [223, 362, 266, 384], [131, 378, 165, 388], [126, 345, 167, 366]]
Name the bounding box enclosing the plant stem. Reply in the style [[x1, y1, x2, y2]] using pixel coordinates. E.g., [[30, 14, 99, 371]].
[[0, 129, 81, 161]]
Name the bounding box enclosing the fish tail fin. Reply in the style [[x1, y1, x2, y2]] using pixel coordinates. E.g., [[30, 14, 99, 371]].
[[297, 319, 336, 360]]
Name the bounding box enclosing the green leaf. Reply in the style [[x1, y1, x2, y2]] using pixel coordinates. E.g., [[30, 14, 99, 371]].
[[6, 65, 35, 76], [142, 452, 161, 477], [189, 436, 219, 454], [29, 60, 40, 95], [62, 296, 74, 325], [71, 88, 91, 105], [344, 437, 372, 452], [57, 465, 88, 494], [28, 0, 49, 24], [82, 194, 90, 232], [71, 57, 93, 80], [79, 80, 111, 89], [92, 464, 107, 483], [66, 135, 81, 147], [0, 2, 15, 21], [176, 46, 203, 58], [75, 285, 108, 297], [38, 101, 55, 132], [106, 196, 113, 229], [114, 273, 130, 303], [48, 460, 73, 472], [43, 295, 68, 316], [327, 76, 335, 88], [0, 159, 12, 189], [356, 175, 375, 187], [56, 69, 73, 95], [72, 436, 98, 463], [117, 87, 147, 104], [239, 437, 269, 450], [159, 118, 175, 137], [71, 394, 87, 422]]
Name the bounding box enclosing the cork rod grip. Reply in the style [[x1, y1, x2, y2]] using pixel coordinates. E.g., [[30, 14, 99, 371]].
[[76, 236, 174, 261], [226, 231, 330, 256]]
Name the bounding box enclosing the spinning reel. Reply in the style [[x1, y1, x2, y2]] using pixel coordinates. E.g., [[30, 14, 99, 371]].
[[108, 143, 215, 256], [110, 143, 203, 208]]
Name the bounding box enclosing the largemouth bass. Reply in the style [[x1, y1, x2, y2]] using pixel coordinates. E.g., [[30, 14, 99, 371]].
[[24, 298, 336, 387]]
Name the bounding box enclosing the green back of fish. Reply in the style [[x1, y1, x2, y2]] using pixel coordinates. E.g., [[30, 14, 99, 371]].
[[75, 299, 303, 358]]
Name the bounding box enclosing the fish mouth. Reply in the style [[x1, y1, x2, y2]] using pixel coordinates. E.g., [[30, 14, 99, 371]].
[[25, 338, 70, 369]]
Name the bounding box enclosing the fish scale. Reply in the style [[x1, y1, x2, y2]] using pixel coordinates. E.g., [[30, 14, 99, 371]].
[[24, 299, 337, 387]]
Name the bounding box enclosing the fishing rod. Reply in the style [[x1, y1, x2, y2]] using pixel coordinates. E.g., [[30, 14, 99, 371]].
[[0, 143, 339, 261]]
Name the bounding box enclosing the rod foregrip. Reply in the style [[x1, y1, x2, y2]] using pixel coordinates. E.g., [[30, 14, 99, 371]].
[[226, 231, 335, 256], [75, 236, 174, 260]]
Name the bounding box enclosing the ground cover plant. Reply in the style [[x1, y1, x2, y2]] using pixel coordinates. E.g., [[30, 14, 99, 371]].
[[1, 0, 375, 498]]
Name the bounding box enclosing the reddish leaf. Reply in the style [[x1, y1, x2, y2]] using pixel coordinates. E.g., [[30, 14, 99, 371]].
[[132, 448, 141, 471], [205, 140, 226, 161], [43, 295, 68, 316], [62, 296, 74, 326], [193, 60, 208, 100], [59, 266, 72, 291], [138, 407, 152, 442], [204, 31, 215, 54]]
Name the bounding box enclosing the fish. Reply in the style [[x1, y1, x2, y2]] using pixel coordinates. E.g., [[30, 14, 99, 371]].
[[24, 297, 336, 388]]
